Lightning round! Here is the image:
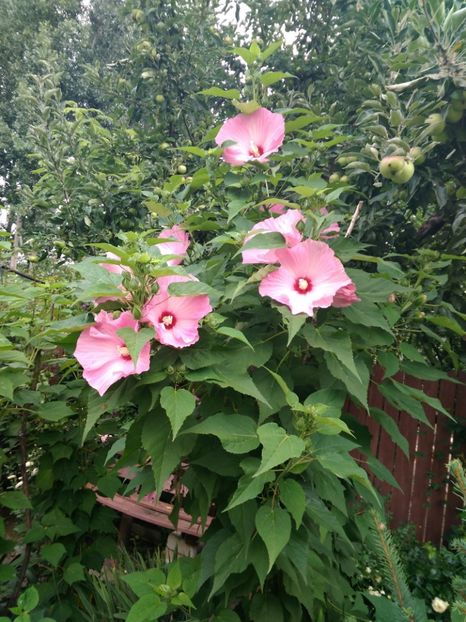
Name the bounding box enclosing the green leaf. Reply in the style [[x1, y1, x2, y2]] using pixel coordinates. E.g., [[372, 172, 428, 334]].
[[216, 326, 254, 350], [369, 408, 409, 457], [167, 280, 217, 298], [232, 99, 261, 114], [394, 380, 452, 418], [41, 508, 80, 538], [210, 534, 247, 597], [265, 368, 299, 408], [183, 413, 259, 454], [379, 380, 430, 426], [233, 46, 258, 64], [366, 455, 400, 489], [178, 146, 207, 156], [242, 232, 285, 251], [17, 587, 39, 613], [250, 593, 284, 622], [143, 413, 195, 495], [42, 542, 66, 568], [0, 350, 28, 364], [122, 569, 166, 598], [426, 314, 465, 336], [160, 387, 196, 439], [285, 113, 321, 132], [199, 87, 241, 100], [260, 40, 282, 61], [399, 342, 425, 363], [0, 491, 32, 510], [116, 327, 154, 366], [37, 401, 74, 422], [277, 306, 306, 346], [212, 610, 241, 622], [400, 361, 456, 382], [185, 366, 269, 405], [324, 354, 369, 409], [63, 562, 85, 585], [225, 468, 275, 512], [255, 503, 291, 572], [167, 561, 182, 589], [378, 351, 400, 379], [343, 301, 393, 333], [0, 369, 27, 400], [82, 383, 127, 444], [279, 479, 306, 528], [366, 596, 405, 622], [315, 416, 353, 436], [260, 71, 294, 87], [304, 325, 359, 379], [126, 594, 167, 622], [255, 423, 305, 477], [0, 565, 15, 582]]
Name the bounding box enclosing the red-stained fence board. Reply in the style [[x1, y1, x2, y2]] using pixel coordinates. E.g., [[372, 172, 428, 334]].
[[350, 370, 463, 542], [387, 405, 419, 530], [425, 379, 456, 545], [442, 372, 466, 539]]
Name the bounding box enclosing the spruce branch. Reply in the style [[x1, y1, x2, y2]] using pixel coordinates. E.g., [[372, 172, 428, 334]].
[[367, 510, 422, 622]]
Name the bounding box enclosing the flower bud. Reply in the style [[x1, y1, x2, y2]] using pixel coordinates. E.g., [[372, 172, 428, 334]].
[[431, 597, 449, 613]]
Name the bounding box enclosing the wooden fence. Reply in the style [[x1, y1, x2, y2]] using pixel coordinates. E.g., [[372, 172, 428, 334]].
[[346, 369, 466, 545]]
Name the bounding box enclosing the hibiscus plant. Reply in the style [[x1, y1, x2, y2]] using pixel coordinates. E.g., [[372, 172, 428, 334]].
[[57, 44, 453, 621], [0, 39, 458, 622]]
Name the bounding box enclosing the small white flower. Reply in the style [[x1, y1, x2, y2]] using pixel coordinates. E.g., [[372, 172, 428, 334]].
[[365, 566, 372, 574], [368, 586, 381, 597], [66, 156, 76, 164], [431, 597, 449, 613]]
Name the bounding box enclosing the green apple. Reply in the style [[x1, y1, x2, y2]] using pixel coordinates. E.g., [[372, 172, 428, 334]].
[[409, 147, 425, 165], [379, 156, 414, 184], [446, 105, 463, 123], [425, 113, 446, 134], [131, 9, 144, 22]]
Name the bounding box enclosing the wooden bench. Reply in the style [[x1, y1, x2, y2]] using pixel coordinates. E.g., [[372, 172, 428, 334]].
[[87, 465, 213, 544]]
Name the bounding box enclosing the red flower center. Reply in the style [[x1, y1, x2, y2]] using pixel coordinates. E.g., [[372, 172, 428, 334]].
[[249, 142, 264, 158], [159, 312, 176, 329], [294, 277, 312, 294], [117, 346, 131, 359]]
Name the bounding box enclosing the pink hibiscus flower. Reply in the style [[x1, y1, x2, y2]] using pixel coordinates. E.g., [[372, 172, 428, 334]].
[[258, 239, 352, 316], [319, 208, 341, 240], [242, 209, 304, 264], [158, 225, 190, 266], [74, 310, 151, 396], [215, 107, 285, 166], [142, 275, 212, 349], [96, 252, 132, 304], [332, 282, 360, 307]]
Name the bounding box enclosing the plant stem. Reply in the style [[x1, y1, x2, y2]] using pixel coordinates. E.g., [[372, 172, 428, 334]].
[[9, 350, 42, 605]]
